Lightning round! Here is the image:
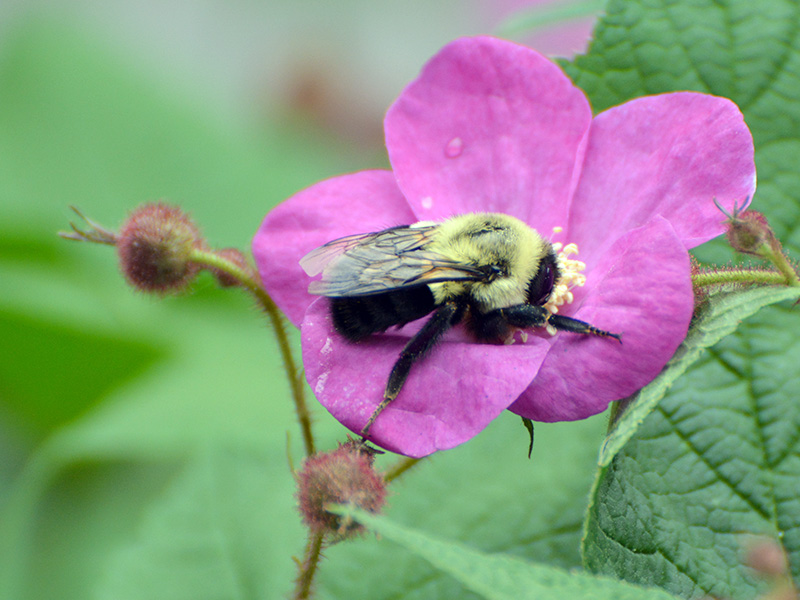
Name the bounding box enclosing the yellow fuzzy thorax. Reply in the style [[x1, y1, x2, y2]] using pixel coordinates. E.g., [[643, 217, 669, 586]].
[[426, 213, 549, 311]]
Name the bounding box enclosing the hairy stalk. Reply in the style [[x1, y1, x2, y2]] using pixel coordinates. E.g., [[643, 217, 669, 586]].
[[762, 247, 800, 286], [192, 248, 316, 456], [692, 268, 791, 289], [293, 530, 325, 600]]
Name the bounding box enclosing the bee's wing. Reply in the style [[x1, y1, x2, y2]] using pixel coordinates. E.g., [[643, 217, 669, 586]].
[[300, 225, 484, 297], [300, 231, 380, 277]]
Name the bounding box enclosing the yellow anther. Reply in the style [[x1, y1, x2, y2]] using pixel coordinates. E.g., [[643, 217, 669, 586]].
[[542, 236, 588, 335]]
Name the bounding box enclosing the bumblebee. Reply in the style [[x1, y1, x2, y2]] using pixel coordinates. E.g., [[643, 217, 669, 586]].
[[301, 213, 621, 437]]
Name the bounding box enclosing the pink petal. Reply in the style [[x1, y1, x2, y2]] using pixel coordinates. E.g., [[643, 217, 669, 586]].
[[510, 216, 693, 421], [251, 170, 416, 326], [567, 92, 756, 266], [301, 299, 551, 458], [384, 35, 592, 231]]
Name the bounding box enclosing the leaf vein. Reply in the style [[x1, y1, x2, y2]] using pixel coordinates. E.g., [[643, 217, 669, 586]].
[[657, 403, 772, 521], [739, 5, 800, 108], [595, 516, 711, 596]]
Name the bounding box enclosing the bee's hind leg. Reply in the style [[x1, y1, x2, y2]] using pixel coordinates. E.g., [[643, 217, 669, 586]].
[[360, 300, 465, 440]]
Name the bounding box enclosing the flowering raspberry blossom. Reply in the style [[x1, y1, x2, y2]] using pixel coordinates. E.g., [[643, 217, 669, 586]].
[[253, 36, 756, 458]]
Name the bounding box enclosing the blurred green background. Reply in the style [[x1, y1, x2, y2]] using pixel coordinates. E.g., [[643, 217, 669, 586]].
[[0, 2, 604, 599]]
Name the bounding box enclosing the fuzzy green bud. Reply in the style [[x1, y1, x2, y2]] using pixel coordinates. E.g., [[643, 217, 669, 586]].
[[296, 441, 387, 540], [716, 198, 800, 286], [724, 209, 778, 257], [117, 202, 204, 294]]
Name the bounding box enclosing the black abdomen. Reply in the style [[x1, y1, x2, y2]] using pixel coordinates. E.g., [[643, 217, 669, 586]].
[[331, 286, 436, 341]]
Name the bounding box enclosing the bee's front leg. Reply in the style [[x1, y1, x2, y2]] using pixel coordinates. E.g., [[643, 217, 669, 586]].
[[491, 304, 621, 342]]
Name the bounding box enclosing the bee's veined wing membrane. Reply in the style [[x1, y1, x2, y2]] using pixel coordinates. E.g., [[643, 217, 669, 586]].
[[300, 225, 484, 297], [300, 231, 377, 277]]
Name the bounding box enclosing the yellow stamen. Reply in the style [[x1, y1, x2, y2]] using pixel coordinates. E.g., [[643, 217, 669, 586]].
[[543, 234, 588, 336]]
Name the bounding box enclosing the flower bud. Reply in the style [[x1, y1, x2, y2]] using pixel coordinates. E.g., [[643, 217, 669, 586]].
[[726, 210, 777, 255], [745, 538, 788, 578], [296, 441, 387, 540], [117, 203, 204, 294], [716, 199, 779, 258]]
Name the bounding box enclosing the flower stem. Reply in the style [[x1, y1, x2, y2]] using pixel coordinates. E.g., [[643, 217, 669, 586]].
[[383, 457, 423, 483], [191, 248, 316, 456], [692, 268, 792, 289], [293, 529, 325, 600], [762, 246, 800, 286]]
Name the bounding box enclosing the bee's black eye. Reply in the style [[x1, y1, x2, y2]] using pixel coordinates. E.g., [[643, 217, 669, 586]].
[[527, 251, 559, 305]]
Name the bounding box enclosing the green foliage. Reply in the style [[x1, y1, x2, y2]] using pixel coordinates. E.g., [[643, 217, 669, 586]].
[[0, 16, 362, 600], [95, 447, 283, 600], [601, 286, 800, 467], [318, 416, 608, 599], [332, 506, 682, 600], [584, 307, 800, 598]]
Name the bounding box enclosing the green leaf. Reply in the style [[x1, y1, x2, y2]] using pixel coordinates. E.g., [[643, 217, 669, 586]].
[[95, 446, 288, 600], [601, 286, 800, 467], [0, 302, 308, 600], [0, 308, 164, 438], [565, 0, 800, 114], [583, 303, 800, 599], [332, 506, 681, 600]]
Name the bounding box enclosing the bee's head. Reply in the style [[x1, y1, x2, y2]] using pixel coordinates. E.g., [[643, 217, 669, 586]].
[[525, 247, 560, 306]]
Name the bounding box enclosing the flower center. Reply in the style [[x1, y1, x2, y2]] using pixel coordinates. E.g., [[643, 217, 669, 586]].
[[542, 235, 587, 336]]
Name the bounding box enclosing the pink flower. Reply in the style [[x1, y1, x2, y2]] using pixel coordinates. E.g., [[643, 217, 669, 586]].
[[253, 36, 756, 458]]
